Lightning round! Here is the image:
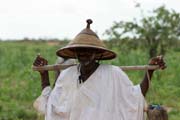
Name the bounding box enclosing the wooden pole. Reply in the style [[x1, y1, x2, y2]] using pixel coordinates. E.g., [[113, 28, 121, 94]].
[[32, 64, 160, 71]]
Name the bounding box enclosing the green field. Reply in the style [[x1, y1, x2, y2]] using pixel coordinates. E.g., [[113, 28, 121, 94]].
[[0, 40, 179, 120]]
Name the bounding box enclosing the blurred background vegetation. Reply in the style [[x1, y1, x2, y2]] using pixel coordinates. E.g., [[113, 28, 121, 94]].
[[0, 6, 180, 120]]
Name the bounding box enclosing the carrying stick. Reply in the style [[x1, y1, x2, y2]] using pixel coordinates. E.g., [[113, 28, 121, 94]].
[[32, 64, 160, 71]]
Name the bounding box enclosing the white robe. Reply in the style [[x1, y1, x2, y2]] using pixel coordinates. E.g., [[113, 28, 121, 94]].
[[34, 64, 145, 120]]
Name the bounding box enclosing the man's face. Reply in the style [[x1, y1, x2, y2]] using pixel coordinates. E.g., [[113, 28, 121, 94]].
[[75, 48, 96, 66]]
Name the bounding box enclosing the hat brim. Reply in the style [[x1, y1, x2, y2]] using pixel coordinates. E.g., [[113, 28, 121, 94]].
[[56, 44, 116, 60]]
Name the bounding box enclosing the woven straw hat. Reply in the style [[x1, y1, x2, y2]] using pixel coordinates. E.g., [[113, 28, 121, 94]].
[[56, 19, 116, 60]]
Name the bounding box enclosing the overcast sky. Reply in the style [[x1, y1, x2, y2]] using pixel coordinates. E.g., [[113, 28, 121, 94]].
[[0, 0, 180, 40]]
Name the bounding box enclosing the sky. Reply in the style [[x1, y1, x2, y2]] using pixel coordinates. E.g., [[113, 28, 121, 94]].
[[0, 0, 180, 40]]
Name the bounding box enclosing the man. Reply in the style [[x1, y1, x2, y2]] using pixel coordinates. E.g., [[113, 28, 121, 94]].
[[33, 19, 166, 120]]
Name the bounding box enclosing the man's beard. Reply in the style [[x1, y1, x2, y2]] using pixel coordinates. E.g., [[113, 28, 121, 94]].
[[78, 53, 96, 67], [81, 59, 93, 66]]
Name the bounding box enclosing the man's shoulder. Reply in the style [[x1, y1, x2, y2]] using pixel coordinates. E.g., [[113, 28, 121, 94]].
[[100, 64, 127, 78], [55, 65, 77, 84], [100, 64, 122, 72], [61, 65, 77, 74]]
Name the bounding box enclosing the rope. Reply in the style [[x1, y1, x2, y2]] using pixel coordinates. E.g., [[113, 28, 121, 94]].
[[145, 68, 168, 120], [145, 68, 151, 112]]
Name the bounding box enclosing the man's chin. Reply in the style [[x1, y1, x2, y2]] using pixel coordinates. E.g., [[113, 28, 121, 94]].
[[80, 61, 91, 66]]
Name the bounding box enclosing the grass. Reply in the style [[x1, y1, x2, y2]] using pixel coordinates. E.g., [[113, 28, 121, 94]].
[[0, 40, 179, 120]]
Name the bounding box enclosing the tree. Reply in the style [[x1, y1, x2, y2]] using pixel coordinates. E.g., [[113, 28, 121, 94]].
[[105, 6, 180, 58]]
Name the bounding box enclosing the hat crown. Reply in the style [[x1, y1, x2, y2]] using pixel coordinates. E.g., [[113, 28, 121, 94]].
[[56, 19, 116, 60], [68, 19, 105, 48], [76, 19, 99, 38]]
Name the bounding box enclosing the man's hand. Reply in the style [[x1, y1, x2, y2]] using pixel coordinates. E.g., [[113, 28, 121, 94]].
[[148, 55, 167, 70], [140, 55, 166, 96], [33, 54, 50, 90], [33, 54, 48, 74]]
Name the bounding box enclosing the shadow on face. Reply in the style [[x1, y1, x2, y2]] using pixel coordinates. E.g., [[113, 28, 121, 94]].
[[77, 48, 95, 61]]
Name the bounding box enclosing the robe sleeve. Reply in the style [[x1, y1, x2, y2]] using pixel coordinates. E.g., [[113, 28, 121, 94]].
[[33, 66, 76, 119], [112, 65, 145, 120], [33, 86, 52, 114]]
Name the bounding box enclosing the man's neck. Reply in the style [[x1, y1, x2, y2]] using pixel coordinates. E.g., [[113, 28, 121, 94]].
[[79, 62, 99, 82], [80, 62, 97, 74]]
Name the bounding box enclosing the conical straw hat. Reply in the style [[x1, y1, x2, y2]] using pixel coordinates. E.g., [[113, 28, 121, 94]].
[[56, 19, 116, 60]]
